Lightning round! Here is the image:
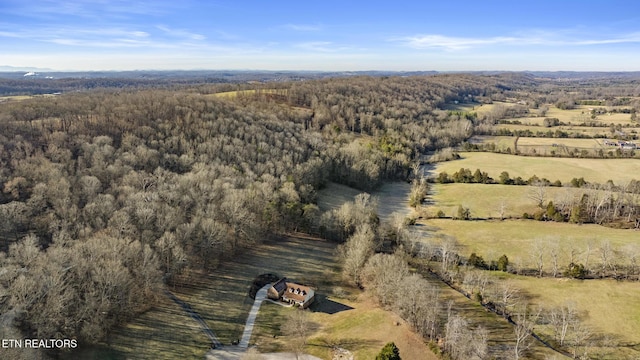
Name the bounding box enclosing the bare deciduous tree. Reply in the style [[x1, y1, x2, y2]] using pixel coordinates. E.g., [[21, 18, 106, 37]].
[[280, 310, 317, 359], [340, 224, 376, 286], [528, 180, 548, 208], [513, 304, 540, 360]]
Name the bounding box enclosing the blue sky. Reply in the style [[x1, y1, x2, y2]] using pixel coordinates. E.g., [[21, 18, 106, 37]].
[[1, 0, 640, 71]]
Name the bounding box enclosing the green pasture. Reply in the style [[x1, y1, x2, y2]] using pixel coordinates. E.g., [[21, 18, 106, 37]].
[[429, 152, 640, 184], [494, 123, 614, 138], [426, 183, 578, 219], [488, 273, 640, 359], [417, 219, 639, 273], [470, 136, 617, 157], [546, 105, 634, 126]]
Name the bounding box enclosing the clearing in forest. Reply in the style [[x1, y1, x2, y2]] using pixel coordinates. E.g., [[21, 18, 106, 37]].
[[316, 181, 413, 221], [103, 235, 339, 360]]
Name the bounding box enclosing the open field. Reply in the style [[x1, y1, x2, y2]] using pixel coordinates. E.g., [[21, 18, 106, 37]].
[[251, 295, 438, 360], [0, 94, 58, 102], [494, 123, 616, 138], [0, 95, 34, 102], [426, 183, 577, 219], [486, 273, 640, 359], [429, 152, 640, 184], [207, 89, 286, 99], [417, 219, 639, 272], [438, 102, 480, 112], [473, 135, 607, 149], [317, 181, 413, 221], [469, 135, 624, 157], [316, 181, 558, 359], [101, 235, 339, 359], [546, 105, 634, 126]]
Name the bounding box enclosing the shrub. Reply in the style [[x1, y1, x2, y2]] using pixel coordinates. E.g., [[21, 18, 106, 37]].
[[497, 254, 509, 272], [376, 342, 401, 360], [564, 263, 587, 279], [468, 252, 487, 269]]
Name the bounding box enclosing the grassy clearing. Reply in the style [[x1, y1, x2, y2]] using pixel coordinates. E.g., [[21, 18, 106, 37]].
[[105, 235, 339, 359], [516, 137, 605, 148], [546, 105, 634, 126], [495, 123, 614, 138], [485, 273, 640, 359], [418, 219, 638, 272], [0, 95, 35, 102], [426, 183, 577, 219], [316, 182, 362, 213], [98, 295, 212, 359], [430, 152, 640, 184], [470, 136, 616, 156], [252, 294, 438, 360], [207, 89, 285, 99], [438, 102, 480, 112], [316, 181, 414, 221]]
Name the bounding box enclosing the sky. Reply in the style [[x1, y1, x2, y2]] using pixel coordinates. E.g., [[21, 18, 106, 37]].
[[1, 0, 640, 71]]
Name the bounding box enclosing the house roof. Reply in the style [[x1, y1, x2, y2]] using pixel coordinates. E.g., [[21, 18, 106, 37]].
[[282, 282, 314, 303], [272, 277, 288, 293]]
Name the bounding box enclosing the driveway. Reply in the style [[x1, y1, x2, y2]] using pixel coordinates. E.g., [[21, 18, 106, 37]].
[[239, 284, 270, 348]]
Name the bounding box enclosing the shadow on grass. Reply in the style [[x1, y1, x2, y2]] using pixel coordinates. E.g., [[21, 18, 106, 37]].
[[310, 294, 354, 315], [309, 337, 378, 351]]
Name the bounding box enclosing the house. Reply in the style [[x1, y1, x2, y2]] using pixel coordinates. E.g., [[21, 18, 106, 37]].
[[267, 277, 315, 308]]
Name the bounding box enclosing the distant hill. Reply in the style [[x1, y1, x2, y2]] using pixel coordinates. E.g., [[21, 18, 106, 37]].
[[0, 65, 53, 72]]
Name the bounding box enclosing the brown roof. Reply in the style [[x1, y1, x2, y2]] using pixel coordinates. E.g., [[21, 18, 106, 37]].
[[282, 282, 314, 303]]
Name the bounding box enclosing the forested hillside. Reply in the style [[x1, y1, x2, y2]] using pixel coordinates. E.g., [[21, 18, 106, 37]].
[[0, 74, 504, 354]]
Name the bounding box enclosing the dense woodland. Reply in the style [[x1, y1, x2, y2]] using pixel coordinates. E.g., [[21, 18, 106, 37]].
[[0, 74, 509, 354], [2, 72, 640, 359]]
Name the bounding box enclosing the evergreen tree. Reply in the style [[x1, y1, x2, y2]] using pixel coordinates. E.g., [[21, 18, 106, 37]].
[[376, 342, 401, 360]]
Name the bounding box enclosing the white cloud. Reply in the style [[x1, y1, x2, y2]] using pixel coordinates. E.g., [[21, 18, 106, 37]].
[[395, 31, 640, 50], [295, 41, 340, 52], [398, 35, 519, 50], [281, 24, 322, 32], [156, 25, 206, 41]]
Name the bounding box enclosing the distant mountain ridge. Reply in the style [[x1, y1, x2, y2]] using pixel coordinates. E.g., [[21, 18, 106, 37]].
[[0, 65, 53, 72]]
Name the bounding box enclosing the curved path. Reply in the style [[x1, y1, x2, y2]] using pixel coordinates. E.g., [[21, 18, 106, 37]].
[[164, 289, 222, 348], [239, 284, 271, 348]]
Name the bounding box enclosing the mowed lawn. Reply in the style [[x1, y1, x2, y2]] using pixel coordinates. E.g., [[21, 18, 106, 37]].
[[488, 273, 640, 359], [430, 152, 640, 184], [419, 219, 639, 272]]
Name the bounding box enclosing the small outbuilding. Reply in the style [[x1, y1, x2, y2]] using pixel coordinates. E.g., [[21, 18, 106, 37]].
[[267, 277, 315, 308]]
